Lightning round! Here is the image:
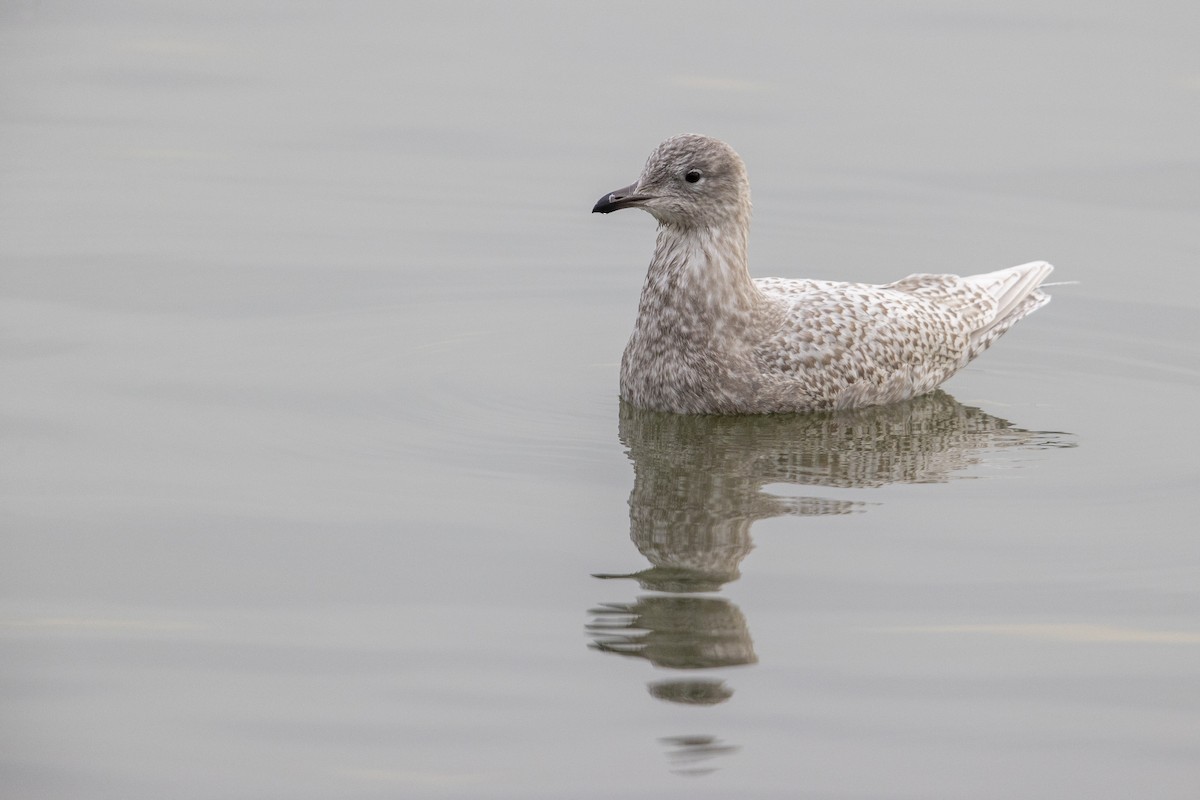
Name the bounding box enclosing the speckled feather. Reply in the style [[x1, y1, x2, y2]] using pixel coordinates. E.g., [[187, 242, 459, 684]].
[[593, 134, 1053, 414]]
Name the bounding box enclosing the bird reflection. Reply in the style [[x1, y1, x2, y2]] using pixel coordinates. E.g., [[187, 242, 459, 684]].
[[587, 390, 1073, 774], [598, 390, 1072, 594], [648, 678, 733, 706], [588, 595, 757, 669], [659, 735, 741, 777]]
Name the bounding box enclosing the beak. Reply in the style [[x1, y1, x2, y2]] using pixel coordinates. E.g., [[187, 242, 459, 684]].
[[592, 182, 647, 214]]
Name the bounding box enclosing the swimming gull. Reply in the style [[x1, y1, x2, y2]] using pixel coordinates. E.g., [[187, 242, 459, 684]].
[[592, 133, 1053, 415]]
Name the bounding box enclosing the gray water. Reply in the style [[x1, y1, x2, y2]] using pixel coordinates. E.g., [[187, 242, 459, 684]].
[[3, 2, 1199, 798]]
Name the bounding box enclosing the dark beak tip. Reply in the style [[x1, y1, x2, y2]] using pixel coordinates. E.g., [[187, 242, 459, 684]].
[[592, 195, 616, 214], [592, 182, 640, 215], [592, 192, 622, 214]]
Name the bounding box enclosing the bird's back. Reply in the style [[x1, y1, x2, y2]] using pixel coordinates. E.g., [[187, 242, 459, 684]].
[[751, 261, 1053, 411]]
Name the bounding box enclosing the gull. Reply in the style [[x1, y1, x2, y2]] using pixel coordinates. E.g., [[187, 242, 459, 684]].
[[592, 134, 1053, 414]]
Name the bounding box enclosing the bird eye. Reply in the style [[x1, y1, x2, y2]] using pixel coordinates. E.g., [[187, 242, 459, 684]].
[[685, 170, 702, 183]]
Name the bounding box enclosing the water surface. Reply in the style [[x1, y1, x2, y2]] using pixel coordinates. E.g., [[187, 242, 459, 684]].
[[3, 2, 1199, 798]]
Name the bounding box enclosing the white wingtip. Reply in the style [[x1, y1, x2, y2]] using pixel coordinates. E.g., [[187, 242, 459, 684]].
[[961, 261, 1055, 353], [968, 261, 1054, 319]]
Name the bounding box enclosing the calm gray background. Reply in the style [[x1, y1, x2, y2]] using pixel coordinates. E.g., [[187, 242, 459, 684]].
[[3, 1, 1198, 798]]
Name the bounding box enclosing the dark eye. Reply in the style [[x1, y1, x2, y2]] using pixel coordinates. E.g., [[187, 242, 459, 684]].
[[685, 170, 702, 183]]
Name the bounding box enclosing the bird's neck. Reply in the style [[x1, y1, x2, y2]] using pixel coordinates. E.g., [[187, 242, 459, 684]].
[[634, 222, 764, 346]]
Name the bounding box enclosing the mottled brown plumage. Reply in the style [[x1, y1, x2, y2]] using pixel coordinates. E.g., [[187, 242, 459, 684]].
[[593, 134, 1052, 414]]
